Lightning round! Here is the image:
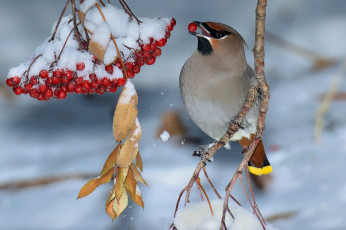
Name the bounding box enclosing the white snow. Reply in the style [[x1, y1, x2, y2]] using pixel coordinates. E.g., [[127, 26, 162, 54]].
[[159, 131, 170, 142], [80, 0, 97, 13], [7, 3, 171, 87], [1, 0, 346, 230], [175, 200, 279, 230], [118, 79, 137, 104], [91, 21, 111, 50]]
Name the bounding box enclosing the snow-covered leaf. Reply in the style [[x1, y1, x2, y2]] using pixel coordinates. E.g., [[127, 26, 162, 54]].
[[126, 185, 144, 209], [88, 22, 111, 63], [113, 82, 138, 143], [77, 167, 115, 199], [116, 119, 141, 167], [135, 151, 143, 172]]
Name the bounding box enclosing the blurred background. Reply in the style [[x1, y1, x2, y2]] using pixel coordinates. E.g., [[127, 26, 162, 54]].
[[1, 0, 346, 229]]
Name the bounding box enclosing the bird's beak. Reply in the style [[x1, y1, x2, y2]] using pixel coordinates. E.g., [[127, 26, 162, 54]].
[[189, 21, 212, 39]]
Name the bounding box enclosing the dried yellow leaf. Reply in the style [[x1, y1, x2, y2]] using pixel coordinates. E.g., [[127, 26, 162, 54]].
[[106, 185, 117, 206], [106, 199, 117, 221], [100, 144, 122, 176], [88, 39, 108, 63], [115, 167, 129, 201], [113, 85, 138, 142], [78, 11, 86, 24], [77, 167, 115, 199], [124, 167, 137, 196], [116, 119, 142, 167], [130, 163, 147, 186], [113, 190, 128, 216], [126, 185, 144, 208], [136, 151, 143, 172]]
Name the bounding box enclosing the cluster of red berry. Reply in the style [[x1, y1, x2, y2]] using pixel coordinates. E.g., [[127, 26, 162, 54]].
[[6, 19, 176, 101]]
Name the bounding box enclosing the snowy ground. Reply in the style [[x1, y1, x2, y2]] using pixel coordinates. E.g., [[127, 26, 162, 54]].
[[1, 0, 346, 229]]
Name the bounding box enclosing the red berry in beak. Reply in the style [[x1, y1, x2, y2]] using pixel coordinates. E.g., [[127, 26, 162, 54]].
[[188, 22, 197, 33]]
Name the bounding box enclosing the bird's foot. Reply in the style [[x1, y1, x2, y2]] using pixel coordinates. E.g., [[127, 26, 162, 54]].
[[193, 142, 216, 165], [231, 117, 244, 129]]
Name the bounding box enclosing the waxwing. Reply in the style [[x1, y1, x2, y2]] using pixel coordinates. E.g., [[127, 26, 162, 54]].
[[179, 21, 272, 175]]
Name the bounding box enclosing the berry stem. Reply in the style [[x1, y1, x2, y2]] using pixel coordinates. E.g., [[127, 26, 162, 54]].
[[71, 0, 87, 50], [51, 25, 79, 69], [23, 54, 43, 79], [96, 3, 128, 80], [118, 0, 142, 24], [98, 0, 106, 7], [49, 0, 71, 42]]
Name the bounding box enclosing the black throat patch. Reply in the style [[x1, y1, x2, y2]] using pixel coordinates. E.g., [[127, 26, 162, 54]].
[[197, 37, 212, 55]]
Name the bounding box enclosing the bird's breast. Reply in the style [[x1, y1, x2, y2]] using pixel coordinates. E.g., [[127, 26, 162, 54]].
[[180, 54, 253, 140]]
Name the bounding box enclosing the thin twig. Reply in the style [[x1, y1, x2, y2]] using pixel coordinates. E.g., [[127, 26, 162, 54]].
[[247, 168, 266, 225], [196, 178, 214, 216], [23, 54, 43, 78], [119, 0, 141, 24], [203, 167, 221, 199], [50, 0, 71, 42], [71, 0, 87, 50], [0, 173, 97, 190]]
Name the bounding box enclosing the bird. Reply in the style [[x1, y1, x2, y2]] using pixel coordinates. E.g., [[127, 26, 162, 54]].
[[179, 21, 272, 176]]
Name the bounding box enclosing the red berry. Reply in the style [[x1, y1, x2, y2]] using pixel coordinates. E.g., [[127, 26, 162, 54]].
[[167, 24, 174, 31], [133, 66, 140, 74], [102, 77, 111, 86], [25, 83, 33, 91], [165, 31, 171, 39], [75, 86, 83, 94], [154, 48, 162, 57], [38, 84, 48, 93], [65, 70, 74, 79], [29, 88, 39, 98], [39, 70, 49, 79], [89, 73, 97, 81], [149, 37, 154, 44], [171, 18, 176, 26], [67, 82, 75, 92], [127, 70, 134, 79], [91, 80, 99, 89], [143, 44, 151, 52], [57, 90, 67, 99], [156, 38, 167, 47], [115, 59, 122, 69], [30, 76, 38, 85], [105, 65, 113, 74], [109, 84, 117, 93], [146, 56, 156, 65], [150, 43, 157, 51], [13, 87, 23, 95], [136, 58, 144, 66], [53, 70, 63, 78], [52, 76, 61, 84], [117, 78, 126, 86], [44, 88, 53, 98], [45, 77, 53, 85], [188, 22, 198, 33], [75, 77, 83, 85], [61, 85, 68, 92], [76, 62, 85, 71], [96, 85, 106, 95], [125, 62, 134, 70], [12, 76, 21, 85], [82, 80, 91, 90], [38, 93, 45, 101], [6, 78, 13, 87]]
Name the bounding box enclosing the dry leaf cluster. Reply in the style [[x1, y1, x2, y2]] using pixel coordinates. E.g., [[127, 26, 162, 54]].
[[78, 83, 146, 220]]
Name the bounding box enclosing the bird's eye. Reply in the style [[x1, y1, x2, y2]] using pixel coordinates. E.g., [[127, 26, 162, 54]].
[[214, 31, 229, 39]]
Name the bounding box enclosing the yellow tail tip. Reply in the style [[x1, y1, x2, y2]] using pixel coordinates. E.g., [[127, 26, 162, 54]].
[[248, 165, 272, 176]]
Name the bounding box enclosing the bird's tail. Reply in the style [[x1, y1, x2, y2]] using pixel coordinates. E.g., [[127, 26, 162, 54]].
[[238, 134, 272, 176]]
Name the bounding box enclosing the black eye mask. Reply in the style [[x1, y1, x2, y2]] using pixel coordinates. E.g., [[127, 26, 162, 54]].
[[202, 22, 231, 39]]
